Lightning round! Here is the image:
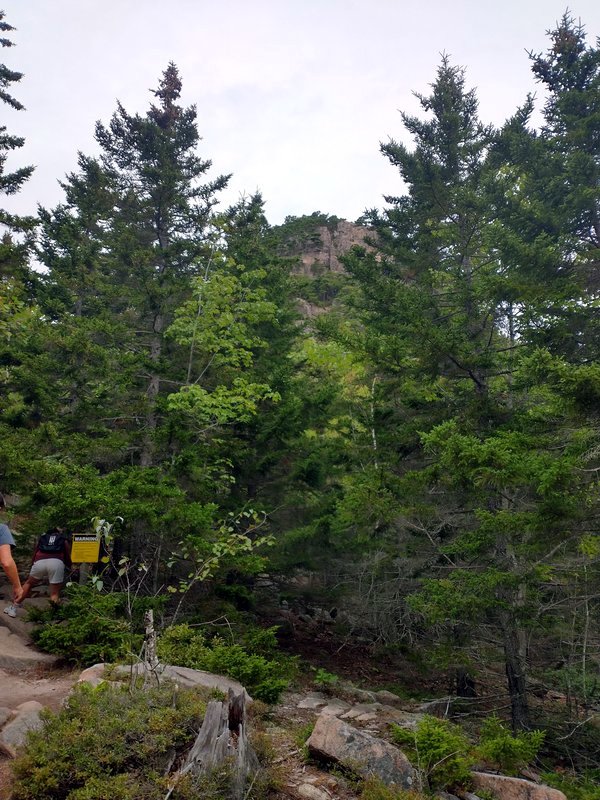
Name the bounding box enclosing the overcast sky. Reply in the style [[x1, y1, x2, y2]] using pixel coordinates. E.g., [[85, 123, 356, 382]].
[[2, 1, 599, 225]]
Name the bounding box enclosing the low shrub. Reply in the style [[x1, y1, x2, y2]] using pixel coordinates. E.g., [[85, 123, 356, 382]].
[[360, 775, 427, 800], [11, 682, 207, 800], [157, 623, 295, 703], [313, 667, 340, 693], [28, 586, 134, 665], [28, 584, 168, 666], [391, 715, 473, 790], [541, 772, 600, 800], [476, 715, 545, 775]]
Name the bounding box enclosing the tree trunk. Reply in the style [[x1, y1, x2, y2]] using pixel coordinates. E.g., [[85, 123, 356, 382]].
[[455, 666, 477, 698], [143, 609, 160, 688], [140, 317, 163, 468], [502, 618, 530, 730], [165, 689, 259, 800]]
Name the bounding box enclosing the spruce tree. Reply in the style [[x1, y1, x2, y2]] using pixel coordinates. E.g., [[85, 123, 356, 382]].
[[0, 10, 33, 220], [343, 54, 599, 729]]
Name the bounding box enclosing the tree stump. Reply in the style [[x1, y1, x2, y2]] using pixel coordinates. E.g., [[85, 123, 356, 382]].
[[142, 609, 160, 687], [165, 688, 258, 800]]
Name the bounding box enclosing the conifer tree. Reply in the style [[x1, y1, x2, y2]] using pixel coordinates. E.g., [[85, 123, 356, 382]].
[[0, 10, 33, 208], [0, 9, 37, 425], [343, 54, 599, 730], [528, 13, 600, 358]]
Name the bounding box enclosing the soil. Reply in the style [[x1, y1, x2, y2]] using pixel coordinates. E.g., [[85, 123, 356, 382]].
[[0, 664, 78, 800], [0, 604, 449, 799], [264, 693, 360, 800], [0, 665, 77, 712]]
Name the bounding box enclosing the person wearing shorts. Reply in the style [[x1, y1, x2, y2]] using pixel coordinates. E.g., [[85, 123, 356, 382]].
[[18, 527, 72, 607], [0, 492, 23, 615]]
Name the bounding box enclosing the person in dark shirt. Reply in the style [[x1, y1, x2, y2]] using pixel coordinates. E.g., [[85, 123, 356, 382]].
[[0, 493, 23, 616], [18, 527, 72, 608]]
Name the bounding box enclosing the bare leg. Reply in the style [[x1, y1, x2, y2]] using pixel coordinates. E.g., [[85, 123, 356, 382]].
[[0, 544, 22, 602], [49, 583, 63, 604], [19, 575, 41, 603]]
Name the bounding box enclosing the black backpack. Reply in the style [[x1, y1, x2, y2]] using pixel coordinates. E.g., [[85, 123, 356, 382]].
[[38, 531, 65, 555]]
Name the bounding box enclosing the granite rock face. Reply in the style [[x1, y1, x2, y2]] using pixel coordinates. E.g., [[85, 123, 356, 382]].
[[307, 713, 416, 788], [0, 700, 44, 758], [293, 221, 371, 277], [78, 662, 252, 701], [471, 772, 567, 800]]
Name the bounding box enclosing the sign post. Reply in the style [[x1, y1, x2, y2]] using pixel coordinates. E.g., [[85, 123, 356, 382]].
[[70, 533, 101, 564]]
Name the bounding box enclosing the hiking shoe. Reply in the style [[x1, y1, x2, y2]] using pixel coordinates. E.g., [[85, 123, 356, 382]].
[[3, 603, 18, 618]]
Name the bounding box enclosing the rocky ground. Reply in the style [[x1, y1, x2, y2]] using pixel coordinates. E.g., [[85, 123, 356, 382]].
[[0, 588, 79, 798], [0, 588, 570, 800]]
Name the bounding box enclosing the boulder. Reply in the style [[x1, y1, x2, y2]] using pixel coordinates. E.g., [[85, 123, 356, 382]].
[[80, 663, 252, 702], [78, 663, 106, 688], [297, 693, 328, 710], [297, 785, 330, 800], [0, 706, 12, 728], [307, 713, 416, 789], [0, 700, 44, 758], [471, 773, 567, 800], [376, 690, 404, 706]]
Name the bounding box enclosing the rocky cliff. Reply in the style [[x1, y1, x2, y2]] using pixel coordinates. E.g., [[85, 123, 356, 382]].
[[274, 214, 371, 316], [289, 219, 370, 277]]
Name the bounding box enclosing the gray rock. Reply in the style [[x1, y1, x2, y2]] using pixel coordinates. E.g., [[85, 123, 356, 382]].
[[471, 772, 567, 800], [376, 690, 404, 706], [341, 703, 382, 719], [307, 713, 416, 789], [356, 712, 379, 722], [131, 664, 252, 700], [297, 785, 330, 800], [0, 706, 12, 728], [82, 663, 252, 702], [298, 693, 328, 710], [0, 625, 56, 669], [320, 699, 351, 716], [78, 663, 106, 688], [0, 700, 44, 758]]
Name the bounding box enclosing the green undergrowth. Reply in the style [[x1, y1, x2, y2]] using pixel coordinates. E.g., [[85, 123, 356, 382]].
[[541, 772, 600, 800], [392, 715, 474, 790], [28, 585, 165, 665], [27, 585, 296, 704], [391, 714, 545, 791], [12, 681, 278, 800], [294, 720, 316, 761], [157, 623, 297, 703], [359, 776, 426, 800], [11, 682, 206, 800]]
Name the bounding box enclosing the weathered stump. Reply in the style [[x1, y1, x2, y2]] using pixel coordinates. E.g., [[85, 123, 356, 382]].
[[142, 609, 160, 687], [165, 688, 258, 800]]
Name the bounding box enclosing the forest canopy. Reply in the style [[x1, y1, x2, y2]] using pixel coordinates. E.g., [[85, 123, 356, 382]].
[[0, 10, 599, 748]]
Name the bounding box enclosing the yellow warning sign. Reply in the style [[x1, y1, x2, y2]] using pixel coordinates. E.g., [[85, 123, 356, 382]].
[[71, 534, 101, 564]]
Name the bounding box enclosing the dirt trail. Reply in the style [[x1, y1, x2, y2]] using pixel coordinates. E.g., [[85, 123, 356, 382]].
[[0, 664, 77, 798], [0, 588, 78, 797], [0, 666, 76, 712]]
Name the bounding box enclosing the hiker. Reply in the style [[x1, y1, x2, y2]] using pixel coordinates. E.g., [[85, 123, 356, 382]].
[[0, 492, 23, 615], [17, 527, 72, 611]]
